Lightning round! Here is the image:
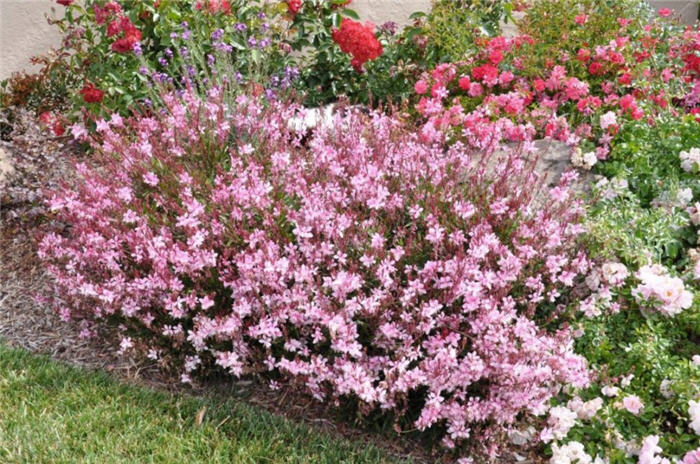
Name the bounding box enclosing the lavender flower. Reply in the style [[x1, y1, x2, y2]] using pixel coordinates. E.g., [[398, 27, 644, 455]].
[[211, 28, 224, 41]]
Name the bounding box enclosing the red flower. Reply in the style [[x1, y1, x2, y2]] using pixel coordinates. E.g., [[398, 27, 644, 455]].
[[471, 64, 499, 83], [110, 17, 142, 53], [332, 19, 383, 71], [56, 0, 73, 6], [577, 48, 591, 63], [80, 83, 104, 103], [106, 20, 121, 37], [195, 0, 231, 14], [690, 107, 700, 122], [619, 94, 635, 111], [287, 0, 302, 15], [658, 8, 672, 17], [458, 76, 471, 91], [532, 79, 546, 92], [94, 2, 122, 25], [38, 112, 65, 136], [588, 62, 604, 76], [488, 49, 503, 65], [618, 73, 632, 85], [414, 80, 428, 95]]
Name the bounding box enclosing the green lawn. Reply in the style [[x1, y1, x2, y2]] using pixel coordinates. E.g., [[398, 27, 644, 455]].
[[0, 345, 410, 464]]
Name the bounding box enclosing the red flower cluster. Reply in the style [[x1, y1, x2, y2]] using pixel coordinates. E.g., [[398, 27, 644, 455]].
[[110, 16, 142, 53], [56, 0, 73, 6], [38, 112, 65, 136], [332, 18, 383, 71], [93, 2, 122, 25], [195, 0, 231, 14], [80, 83, 104, 103], [91, 2, 141, 53], [287, 0, 302, 15]]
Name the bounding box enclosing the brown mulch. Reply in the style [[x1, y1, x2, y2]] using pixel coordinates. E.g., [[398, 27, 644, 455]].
[[0, 107, 543, 464]]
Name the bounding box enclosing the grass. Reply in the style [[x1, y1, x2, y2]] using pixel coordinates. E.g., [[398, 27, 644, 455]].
[[0, 345, 410, 464]]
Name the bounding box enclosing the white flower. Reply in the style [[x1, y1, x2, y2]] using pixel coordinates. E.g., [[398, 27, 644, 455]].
[[621, 374, 635, 388], [601, 262, 629, 287], [680, 147, 700, 173], [660, 379, 674, 399], [678, 188, 693, 206], [638, 435, 670, 464], [582, 151, 598, 169], [547, 406, 578, 441], [633, 265, 693, 316], [600, 111, 618, 130], [602, 385, 620, 397], [690, 400, 700, 435], [551, 441, 592, 464], [572, 148, 598, 170], [688, 203, 700, 226], [568, 397, 603, 421], [693, 355, 700, 366]]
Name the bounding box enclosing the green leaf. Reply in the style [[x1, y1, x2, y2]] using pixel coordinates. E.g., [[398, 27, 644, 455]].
[[229, 36, 246, 51], [342, 9, 360, 20]]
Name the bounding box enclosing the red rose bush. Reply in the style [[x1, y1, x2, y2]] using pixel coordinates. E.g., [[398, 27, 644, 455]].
[[39, 88, 590, 453]]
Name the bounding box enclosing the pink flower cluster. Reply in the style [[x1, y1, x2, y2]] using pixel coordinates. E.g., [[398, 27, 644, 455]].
[[39, 90, 590, 452], [411, 22, 700, 157], [633, 265, 693, 316]]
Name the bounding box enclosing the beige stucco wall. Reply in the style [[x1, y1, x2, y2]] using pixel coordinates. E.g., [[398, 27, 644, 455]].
[[353, 0, 430, 26], [0, 1, 63, 80], [1, 0, 697, 81]]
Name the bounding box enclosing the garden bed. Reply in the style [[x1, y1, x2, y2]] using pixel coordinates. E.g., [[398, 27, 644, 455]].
[[1, 1, 699, 463]]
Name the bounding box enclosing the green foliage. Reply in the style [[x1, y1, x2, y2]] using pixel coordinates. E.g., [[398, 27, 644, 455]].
[[422, 0, 514, 62], [52, 0, 300, 117], [585, 189, 693, 268], [517, 0, 652, 77], [597, 116, 700, 207], [0, 51, 77, 114]]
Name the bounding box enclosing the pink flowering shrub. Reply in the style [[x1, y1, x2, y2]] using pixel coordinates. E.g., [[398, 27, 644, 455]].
[[39, 88, 590, 453]]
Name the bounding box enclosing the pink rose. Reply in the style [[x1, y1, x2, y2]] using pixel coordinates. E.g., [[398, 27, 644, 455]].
[[622, 395, 644, 415]]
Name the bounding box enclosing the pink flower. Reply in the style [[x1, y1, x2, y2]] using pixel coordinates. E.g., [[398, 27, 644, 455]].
[[658, 8, 672, 17], [620, 94, 635, 111], [414, 79, 428, 95], [622, 395, 644, 415], [69, 123, 88, 141], [574, 14, 588, 25], [683, 448, 700, 464], [599, 111, 617, 131], [38, 91, 591, 455], [633, 265, 693, 316], [142, 172, 159, 187]]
